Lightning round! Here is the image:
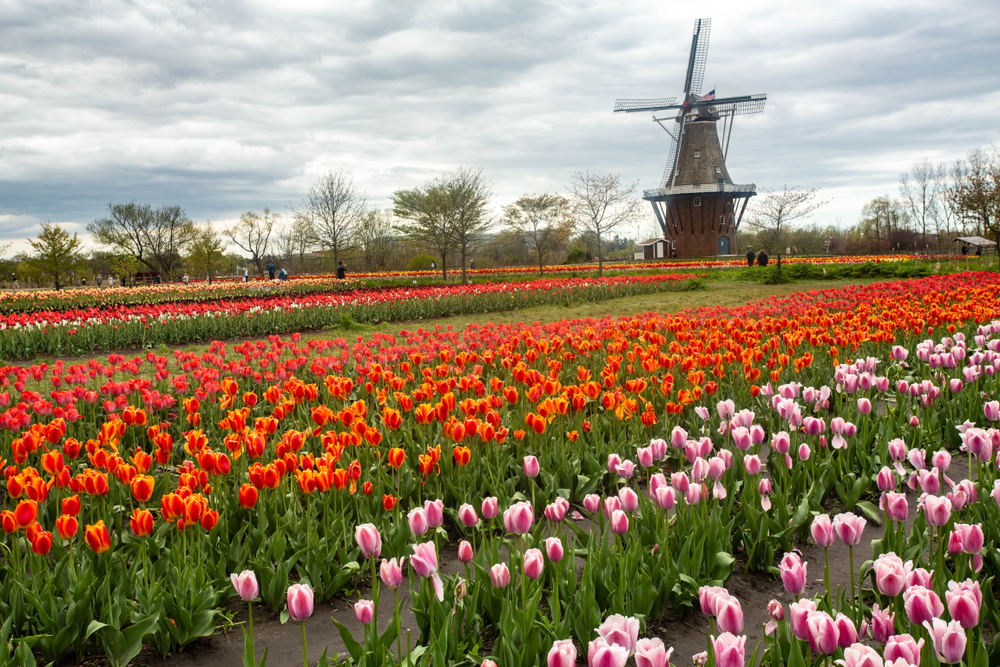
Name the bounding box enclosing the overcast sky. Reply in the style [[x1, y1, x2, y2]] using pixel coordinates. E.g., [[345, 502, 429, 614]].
[[1, 0, 998, 255]]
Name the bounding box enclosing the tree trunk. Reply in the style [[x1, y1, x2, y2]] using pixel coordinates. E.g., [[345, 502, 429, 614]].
[[440, 253, 447, 280], [596, 231, 604, 277], [537, 249, 544, 277], [460, 250, 467, 283]]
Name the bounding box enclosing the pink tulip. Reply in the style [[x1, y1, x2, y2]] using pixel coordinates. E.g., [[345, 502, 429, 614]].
[[287, 583, 314, 621], [811, 514, 836, 547], [671, 472, 690, 493], [731, 427, 752, 451], [798, 443, 811, 461], [618, 487, 639, 513], [692, 651, 708, 666], [946, 581, 981, 629], [711, 632, 746, 667], [857, 398, 872, 414], [458, 503, 479, 527], [231, 570, 259, 602], [634, 637, 672, 667], [905, 566, 933, 590], [837, 644, 883, 667], [743, 455, 761, 475], [584, 493, 600, 513], [695, 406, 711, 420], [610, 509, 629, 534], [354, 599, 374, 625], [884, 633, 923, 664], [490, 562, 510, 588], [715, 593, 744, 634], [650, 438, 668, 460], [548, 639, 577, 667], [833, 512, 866, 545], [523, 455, 540, 478], [380, 557, 404, 588], [523, 548, 544, 580], [692, 457, 710, 481], [892, 345, 909, 360], [670, 426, 688, 449], [806, 610, 840, 655], [545, 502, 567, 522], [699, 585, 728, 616], [789, 599, 817, 641], [717, 399, 736, 420], [954, 523, 984, 554], [903, 585, 944, 626], [949, 378, 963, 393], [922, 495, 952, 526], [588, 637, 629, 667], [883, 492, 909, 522], [457, 540, 474, 563], [482, 661, 499, 667], [918, 469, 941, 494], [424, 499, 444, 528], [653, 486, 675, 510], [876, 467, 896, 492], [803, 417, 826, 436], [986, 400, 1000, 421], [865, 605, 894, 645], [603, 496, 621, 518], [636, 446, 654, 468], [947, 530, 964, 556], [924, 618, 967, 664], [750, 424, 766, 444], [545, 536, 564, 562], [771, 431, 790, 454], [931, 449, 952, 471], [607, 453, 623, 472], [597, 613, 640, 654], [834, 613, 858, 648], [708, 457, 726, 480], [685, 482, 705, 505], [909, 416, 920, 427], [355, 523, 382, 558], [410, 542, 439, 577], [768, 599, 784, 621], [779, 552, 807, 596], [407, 508, 429, 536], [481, 496, 499, 519], [873, 552, 906, 597], [503, 501, 534, 534]]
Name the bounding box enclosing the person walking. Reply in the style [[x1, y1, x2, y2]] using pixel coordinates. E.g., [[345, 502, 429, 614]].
[[96, 273, 103, 288], [746, 246, 755, 267], [336, 261, 347, 280], [267, 261, 276, 280], [183, 273, 190, 285], [792, 245, 798, 257], [243, 268, 249, 283], [11, 272, 19, 290], [757, 250, 769, 267], [278, 267, 288, 281]]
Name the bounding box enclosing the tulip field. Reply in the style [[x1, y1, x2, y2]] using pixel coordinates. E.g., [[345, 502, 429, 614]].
[[2, 269, 1000, 666]]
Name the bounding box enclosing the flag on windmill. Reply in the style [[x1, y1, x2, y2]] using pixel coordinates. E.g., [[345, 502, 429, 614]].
[[703, 89, 716, 100]]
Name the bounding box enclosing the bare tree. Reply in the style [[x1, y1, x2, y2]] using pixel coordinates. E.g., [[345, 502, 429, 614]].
[[932, 163, 959, 242], [274, 215, 315, 273], [225, 208, 278, 274], [745, 186, 828, 273], [567, 172, 643, 276], [293, 169, 367, 267], [88, 202, 195, 277], [952, 147, 1000, 265], [900, 158, 937, 249], [356, 209, 397, 271], [442, 167, 493, 282], [503, 193, 573, 275]]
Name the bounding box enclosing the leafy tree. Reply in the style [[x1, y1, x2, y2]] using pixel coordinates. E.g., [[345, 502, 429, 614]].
[[273, 215, 315, 273], [186, 224, 227, 280], [392, 183, 454, 278], [568, 172, 643, 276], [25, 223, 85, 287], [88, 202, 194, 277], [225, 209, 278, 274], [503, 194, 572, 275], [293, 169, 367, 267], [745, 186, 828, 273]]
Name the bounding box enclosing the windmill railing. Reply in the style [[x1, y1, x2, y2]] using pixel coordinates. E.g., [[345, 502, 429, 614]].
[[643, 182, 757, 201]]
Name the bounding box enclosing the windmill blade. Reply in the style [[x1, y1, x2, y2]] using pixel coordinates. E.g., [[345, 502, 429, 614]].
[[683, 18, 711, 97], [613, 97, 678, 113], [702, 94, 767, 116], [659, 117, 684, 187]]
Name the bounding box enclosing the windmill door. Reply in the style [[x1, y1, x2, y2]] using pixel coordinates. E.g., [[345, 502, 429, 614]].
[[718, 236, 731, 255]]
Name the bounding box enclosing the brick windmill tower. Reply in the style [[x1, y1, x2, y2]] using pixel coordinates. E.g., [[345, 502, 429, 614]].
[[615, 19, 766, 258]]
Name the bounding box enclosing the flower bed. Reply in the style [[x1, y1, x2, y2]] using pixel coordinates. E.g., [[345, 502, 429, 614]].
[[0, 271, 998, 665]]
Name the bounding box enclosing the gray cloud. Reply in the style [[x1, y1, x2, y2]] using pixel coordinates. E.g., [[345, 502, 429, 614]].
[[1, 0, 998, 252]]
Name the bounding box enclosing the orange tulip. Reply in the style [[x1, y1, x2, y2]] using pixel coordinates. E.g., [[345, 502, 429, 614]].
[[382, 408, 402, 431], [243, 391, 258, 408], [161, 493, 185, 523], [84, 520, 111, 554], [382, 494, 397, 511], [30, 530, 52, 555], [130, 508, 154, 537], [1, 510, 17, 534], [452, 446, 471, 467], [40, 450, 65, 477], [387, 448, 405, 469], [239, 483, 258, 509], [199, 509, 219, 531], [14, 499, 38, 529], [362, 481, 373, 495], [56, 513, 78, 540], [131, 474, 155, 503]]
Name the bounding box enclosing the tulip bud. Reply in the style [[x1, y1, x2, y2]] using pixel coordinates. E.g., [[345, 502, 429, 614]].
[[354, 599, 374, 625], [545, 536, 564, 562], [523, 455, 540, 478], [457, 539, 474, 563], [481, 496, 499, 519], [287, 583, 314, 621], [523, 548, 544, 580], [458, 503, 479, 528]]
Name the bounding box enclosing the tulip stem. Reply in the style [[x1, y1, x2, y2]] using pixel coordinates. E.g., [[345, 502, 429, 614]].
[[248, 601, 256, 667], [552, 563, 560, 625], [824, 547, 831, 611], [395, 588, 402, 663], [848, 545, 856, 625], [301, 620, 308, 667]]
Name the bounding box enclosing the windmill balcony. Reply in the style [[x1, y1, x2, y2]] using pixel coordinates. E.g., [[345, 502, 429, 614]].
[[643, 182, 757, 201]]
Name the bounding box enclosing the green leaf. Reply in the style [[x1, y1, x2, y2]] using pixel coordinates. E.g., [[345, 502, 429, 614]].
[[331, 618, 363, 662], [856, 501, 882, 525]]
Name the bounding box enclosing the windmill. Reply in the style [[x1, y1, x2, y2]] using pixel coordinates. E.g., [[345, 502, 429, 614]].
[[615, 19, 766, 258]]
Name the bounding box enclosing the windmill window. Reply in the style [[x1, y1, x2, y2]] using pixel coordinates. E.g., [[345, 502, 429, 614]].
[[715, 166, 722, 174], [693, 150, 701, 158], [693, 197, 702, 207]]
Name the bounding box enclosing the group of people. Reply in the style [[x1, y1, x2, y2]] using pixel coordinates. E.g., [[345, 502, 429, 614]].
[[961, 245, 983, 257], [746, 246, 769, 267], [266, 262, 290, 281]]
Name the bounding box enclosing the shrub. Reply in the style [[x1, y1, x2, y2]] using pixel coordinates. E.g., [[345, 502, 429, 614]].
[[407, 255, 436, 271]]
